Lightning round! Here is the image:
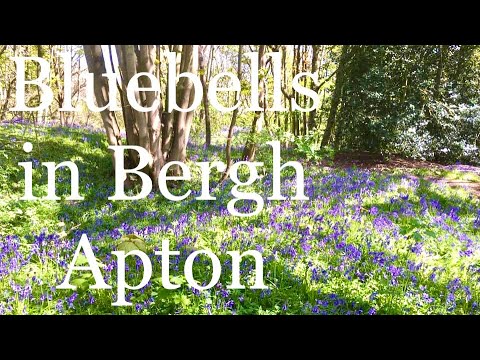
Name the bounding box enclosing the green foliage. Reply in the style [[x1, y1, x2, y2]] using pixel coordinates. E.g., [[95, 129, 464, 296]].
[[333, 45, 480, 164], [117, 234, 147, 253], [293, 134, 335, 162], [2, 123, 480, 315]]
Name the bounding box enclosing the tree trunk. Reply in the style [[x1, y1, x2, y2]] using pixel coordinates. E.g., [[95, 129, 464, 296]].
[[453, 45, 472, 89], [0, 77, 14, 120], [242, 45, 266, 161], [434, 45, 447, 100], [282, 46, 289, 135], [206, 45, 215, 80], [167, 45, 198, 172], [199, 45, 211, 148], [83, 45, 122, 168], [35, 45, 44, 125], [125, 45, 151, 154], [0, 45, 7, 58], [137, 45, 164, 187], [85, 45, 199, 185], [307, 45, 321, 132], [115, 45, 140, 167], [321, 45, 350, 148], [302, 45, 308, 135], [294, 45, 301, 136], [162, 45, 182, 159], [221, 45, 243, 182]]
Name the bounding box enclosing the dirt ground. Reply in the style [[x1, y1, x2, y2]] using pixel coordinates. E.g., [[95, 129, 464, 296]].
[[330, 152, 480, 198]]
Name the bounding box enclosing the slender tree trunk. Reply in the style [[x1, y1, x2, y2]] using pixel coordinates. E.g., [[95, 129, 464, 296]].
[[242, 45, 266, 161], [0, 78, 14, 119], [333, 97, 347, 151], [302, 45, 308, 135], [294, 45, 301, 136], [199, 45, 211, 148], [0, 45, 7, 58], [453, 45, 472, 89], [434, 45, 447, 100], [307, 45, 321, 132], [321, 45, 350, 148], [282, 46, 289, 135], [317, 87, 327, 130], [221, 45, 243, 182], [35, 45, 44, 125], [52, 45, 67, 126], [206, 45, 215, 80]]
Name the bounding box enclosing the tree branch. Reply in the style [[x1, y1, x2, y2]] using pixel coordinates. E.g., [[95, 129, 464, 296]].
[[314, 68, 338, 92]]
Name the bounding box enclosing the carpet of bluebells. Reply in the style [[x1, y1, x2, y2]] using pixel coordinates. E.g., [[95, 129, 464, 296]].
[[1, 120, 480, 315]]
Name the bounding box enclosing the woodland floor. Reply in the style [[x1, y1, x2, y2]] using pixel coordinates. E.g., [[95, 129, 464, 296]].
[[2, 124, 480, 314], [329, 152, 480, 198]]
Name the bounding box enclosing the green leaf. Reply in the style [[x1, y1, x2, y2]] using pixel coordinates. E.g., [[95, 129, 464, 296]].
[[118, 241, 140, 253], [117, 234, 147, 253], [180, 295, 191, 307], [75, 253, 89, 266], [170, 275, 186, 285], [412, 232, 423, 242], [71, 278, 89, 292], [156, 288, 171, 300]]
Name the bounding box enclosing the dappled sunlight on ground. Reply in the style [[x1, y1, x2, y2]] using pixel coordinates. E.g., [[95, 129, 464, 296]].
[[1, 123, 479, 315]]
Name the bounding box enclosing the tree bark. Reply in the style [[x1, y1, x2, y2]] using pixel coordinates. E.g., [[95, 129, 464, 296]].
[[36, 45, 44, 125], [138, 45, 164, 187], [83, 45, 202, 185], [125, 45, 150, 154], [434, 45, 447, 100], [321, 45, 350, 148], [0, 77, 15, 120], [221, 45, 243, 182], [115, 45, 140, 166], [162, 45, 182, 158], [282, 46, 289, 134], [294, 45, 301, 136], [302, 45, 308, 135], [199, 45, 211, 148], [307, 45, 321, 132], [83, 45, 122, 168], [167, 45, 197, 172], [242, 45, 266, 161]]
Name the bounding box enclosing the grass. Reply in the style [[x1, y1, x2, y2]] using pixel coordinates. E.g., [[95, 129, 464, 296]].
[[1, 122, 480, 315], [411, 167, 480, 183]]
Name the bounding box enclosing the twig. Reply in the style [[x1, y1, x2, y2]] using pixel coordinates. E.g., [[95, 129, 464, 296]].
[[58, 223, 82, 240]]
